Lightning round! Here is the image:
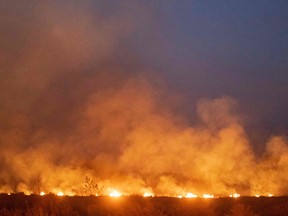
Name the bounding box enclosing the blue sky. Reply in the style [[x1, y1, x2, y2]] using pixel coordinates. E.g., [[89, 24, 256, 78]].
[[125, 1, 288, 146]]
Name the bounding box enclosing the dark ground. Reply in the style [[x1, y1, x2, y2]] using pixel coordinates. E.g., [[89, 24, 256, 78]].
[[0, 193, 288, 216]]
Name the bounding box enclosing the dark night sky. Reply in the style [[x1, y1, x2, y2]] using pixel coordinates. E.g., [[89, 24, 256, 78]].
[[131, 1, 288, 148], [1, 0, 288, 152], [110, 1, 288, 150]]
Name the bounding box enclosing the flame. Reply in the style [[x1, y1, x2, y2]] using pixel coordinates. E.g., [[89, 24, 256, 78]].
[[57, 191, 64, 196], [109, 190, 122, 197], [1, 189, 277, 198], [185, 193, 198, 198], [203, 194, 214, 198], [229, 193, 240, 198], [143, 192, 154, 197]]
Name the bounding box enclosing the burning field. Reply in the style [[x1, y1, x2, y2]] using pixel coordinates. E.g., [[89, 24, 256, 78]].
[[1, 1, 288, 215], [1, 74, 288, 197]]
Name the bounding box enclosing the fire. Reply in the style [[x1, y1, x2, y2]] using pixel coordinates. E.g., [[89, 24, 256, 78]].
[[109, 190, 122, 197], [143, 192, 154, 197], [229, 193, 240, 198], [203, 194, 214, 198], [28, 190, 275, 198], [185, 193, 198, 198], [1, 189, 277, 198], [57, 192, 64, 196]]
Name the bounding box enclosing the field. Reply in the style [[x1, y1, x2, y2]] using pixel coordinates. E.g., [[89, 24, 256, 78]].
[[0, 194, 288, 216]]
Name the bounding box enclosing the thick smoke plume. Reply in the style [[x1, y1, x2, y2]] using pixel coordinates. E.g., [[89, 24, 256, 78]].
[[0, 1, 287, 196]]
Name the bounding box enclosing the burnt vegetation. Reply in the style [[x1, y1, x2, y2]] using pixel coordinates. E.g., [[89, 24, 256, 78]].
[[0, 194, 288, 216]]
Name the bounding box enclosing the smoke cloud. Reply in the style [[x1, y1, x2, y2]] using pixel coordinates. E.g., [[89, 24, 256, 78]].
[[0, 1, 287, 196]]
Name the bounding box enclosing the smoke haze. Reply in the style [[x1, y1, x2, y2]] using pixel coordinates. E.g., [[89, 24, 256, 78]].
[[0, 1, 287, 196]]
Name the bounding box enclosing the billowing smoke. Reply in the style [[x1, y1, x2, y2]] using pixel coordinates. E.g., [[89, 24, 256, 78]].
[[0, 1, 287, 196]]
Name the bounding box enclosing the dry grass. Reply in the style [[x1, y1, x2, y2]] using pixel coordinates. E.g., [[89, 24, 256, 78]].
[[0, 194, 288, 216]]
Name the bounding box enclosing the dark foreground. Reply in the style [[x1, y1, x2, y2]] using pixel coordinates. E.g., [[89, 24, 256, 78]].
[[0, 194, 288, 216]]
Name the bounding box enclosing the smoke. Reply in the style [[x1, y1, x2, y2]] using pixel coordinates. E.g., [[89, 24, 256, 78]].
[[0, 1, 288, 196]]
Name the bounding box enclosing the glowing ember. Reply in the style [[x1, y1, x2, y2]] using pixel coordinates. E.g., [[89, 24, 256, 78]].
[[57, 192, 64, 196], [229, 193, 240, 198], [109, 190, 121, 197], [177, 195, 183, 198], [23, 191, 32, 195], [185, 193, 198, 198], [255, 194, 260, 197], [40, 191, 46, 196], [203, 194, 214, 198]]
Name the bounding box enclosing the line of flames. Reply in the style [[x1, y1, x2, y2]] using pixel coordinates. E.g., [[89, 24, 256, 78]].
[[8, 190, 274, 198]]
